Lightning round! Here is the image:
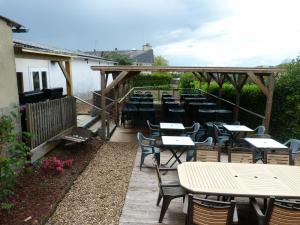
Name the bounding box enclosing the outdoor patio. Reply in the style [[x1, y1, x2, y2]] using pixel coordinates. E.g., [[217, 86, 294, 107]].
[[117, 127, 259, 225]]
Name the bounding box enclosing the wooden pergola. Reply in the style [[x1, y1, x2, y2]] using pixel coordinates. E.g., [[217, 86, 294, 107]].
[[91, 66, 285, 138]]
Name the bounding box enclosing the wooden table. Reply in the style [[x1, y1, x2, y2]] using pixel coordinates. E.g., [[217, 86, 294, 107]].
[[162, 136, 194, 166], [178, 162, 300, 198]]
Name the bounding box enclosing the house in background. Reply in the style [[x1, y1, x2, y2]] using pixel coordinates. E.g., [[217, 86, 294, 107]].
[[0, 16, 27, 117], [89, 43, 154, 66], [14, 40, 115, 100]]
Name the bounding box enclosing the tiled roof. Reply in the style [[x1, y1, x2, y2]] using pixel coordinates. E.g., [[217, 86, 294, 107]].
[[14, 39, 115, 62], [88, 49, 154, 64]]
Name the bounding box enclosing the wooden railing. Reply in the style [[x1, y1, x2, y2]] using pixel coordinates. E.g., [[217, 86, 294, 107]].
[[26, 97, 76, 148], [92, 91, 118, 139]]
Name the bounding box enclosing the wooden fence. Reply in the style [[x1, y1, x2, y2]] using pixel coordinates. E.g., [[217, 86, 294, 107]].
[[26, 97, 76, 148]]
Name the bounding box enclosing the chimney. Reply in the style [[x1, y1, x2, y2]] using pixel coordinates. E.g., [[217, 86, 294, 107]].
[[143, 43, 152, 51]]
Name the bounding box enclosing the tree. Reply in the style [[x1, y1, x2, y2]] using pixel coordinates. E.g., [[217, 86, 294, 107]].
[[154, 55, 169, 66], [108, 53, 133, 65]]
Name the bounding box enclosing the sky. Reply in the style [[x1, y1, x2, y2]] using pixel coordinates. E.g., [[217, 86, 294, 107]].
[[1, 0, 300, 66]]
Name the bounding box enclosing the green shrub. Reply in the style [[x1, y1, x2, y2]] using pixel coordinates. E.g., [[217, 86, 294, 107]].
[[178, 73, 200, 90], [0, 112, 31, 211], [271, 57, 300, 141], [133, 72, 172, 87]]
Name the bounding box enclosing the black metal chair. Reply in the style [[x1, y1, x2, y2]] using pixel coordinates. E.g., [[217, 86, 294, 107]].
[[154, 162, 186, 223], [198, 109, 216, 124], [215, 109, 233, 124], [137, 108, 156, 128], [168, 108, 185, 123], [121, 105, 138, 127]]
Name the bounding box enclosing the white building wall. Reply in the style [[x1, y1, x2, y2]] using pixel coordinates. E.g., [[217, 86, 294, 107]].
[[71, 57, 114, 99], [15, 58, 67, 94], [15, 57, 114, 100]]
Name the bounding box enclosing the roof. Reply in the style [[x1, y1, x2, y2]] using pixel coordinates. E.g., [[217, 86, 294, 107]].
[[0, 15, 27, 33], [88, 49, 154, 64], [14, 39, 115, 62]]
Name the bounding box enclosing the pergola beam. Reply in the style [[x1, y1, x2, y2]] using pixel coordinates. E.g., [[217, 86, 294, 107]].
[[91, 66, 284, 74], [247, 72, 269, 97], [92, 66, 284, 136], [102, 71, 129, 95], [58, 61, 73, 96]]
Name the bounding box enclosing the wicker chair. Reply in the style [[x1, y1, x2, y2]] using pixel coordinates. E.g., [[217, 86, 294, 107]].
[[264, 149, 292, 165], [187, 194, 236, 225], [195, 141, 220, 162], [228, 147, 255, 163], [154, 163, 186, 223], [294, 153, 300, 166], [251, 197, 300, 225]]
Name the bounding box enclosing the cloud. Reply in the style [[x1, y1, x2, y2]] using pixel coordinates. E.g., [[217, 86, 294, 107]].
[[1, 0, 299, 66], [155, 0, 300, 66]]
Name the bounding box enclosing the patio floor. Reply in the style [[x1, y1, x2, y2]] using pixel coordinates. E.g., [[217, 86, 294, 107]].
[[113, 127, 259, 225]]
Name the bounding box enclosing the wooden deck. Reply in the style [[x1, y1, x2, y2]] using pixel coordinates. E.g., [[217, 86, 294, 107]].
[[112, 127, 258, 225], [119, 150, 186, 225]]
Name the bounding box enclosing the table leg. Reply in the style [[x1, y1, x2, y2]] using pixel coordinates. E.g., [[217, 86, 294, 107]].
[[169, 149, 182, 166]]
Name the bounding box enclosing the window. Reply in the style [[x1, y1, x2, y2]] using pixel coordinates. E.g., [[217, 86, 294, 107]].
[[41, 71, 48, 89], [31, 70, 48, 91], [32, 71, 40, 91], [16, 72, 24, 93]]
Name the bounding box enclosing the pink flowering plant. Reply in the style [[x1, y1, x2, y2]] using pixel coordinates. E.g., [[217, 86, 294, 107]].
[[42, 156, 73, 174]]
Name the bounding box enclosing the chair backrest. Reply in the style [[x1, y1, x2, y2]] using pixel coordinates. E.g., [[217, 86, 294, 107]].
[[228, 147, 254, 163], [187, 194, 236, 225], [137, 132, 155, 150], [265, 197, 300, 225], [187, 122, 201, 141], [154, 162, 166, 196], [212, 124, 220, 140], [195, 142, 220, 162], [284, 139, 300, 154], [264, 149, 292, 165], [254, 125, 266, 135], [147, 120, 159, 130]]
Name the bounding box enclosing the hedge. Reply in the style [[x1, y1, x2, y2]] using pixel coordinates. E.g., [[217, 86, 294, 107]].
[[177, 60, 300, 141], [132, 72, 172, 87]]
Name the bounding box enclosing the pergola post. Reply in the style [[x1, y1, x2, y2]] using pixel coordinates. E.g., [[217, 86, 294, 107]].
[[114, 85, 119, 125], [58, 60, 73, 96], [210, 73, 226, 107], [100, 70, 106, 139], [247, 72, 275, 132], [263, 73, 275, 132], [226, 73, 248, 122]]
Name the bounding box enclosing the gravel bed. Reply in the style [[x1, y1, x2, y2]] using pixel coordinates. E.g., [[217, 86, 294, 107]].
[[47, 142, 137, 225]]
